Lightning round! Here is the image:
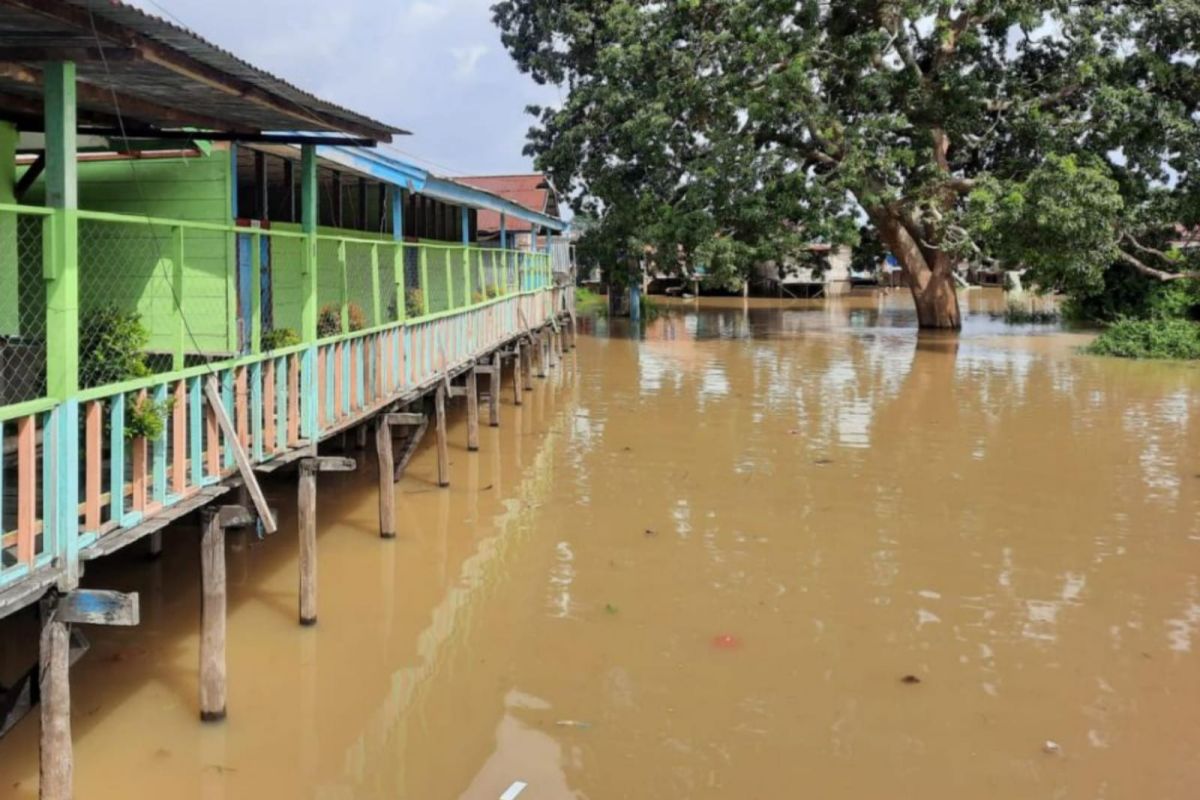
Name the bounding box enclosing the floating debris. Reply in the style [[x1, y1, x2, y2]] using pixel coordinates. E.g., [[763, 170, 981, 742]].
[[644, 528, 657, 536], [556, 720, 593, 729], [900, 674, 921, 685], [813, 458, 834, 466], [604, 603, 619, 614], [500, 781, 528, 800], [1043, 740, 1061, 755], [712, 634, 741, 650]]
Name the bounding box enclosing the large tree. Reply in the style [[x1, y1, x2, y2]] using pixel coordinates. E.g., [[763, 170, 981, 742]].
[[493, 1, 1200, 329]]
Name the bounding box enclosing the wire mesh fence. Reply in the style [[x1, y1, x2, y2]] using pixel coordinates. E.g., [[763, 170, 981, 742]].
[[0, 212, 47, 404], [344, 240, 375, 330]]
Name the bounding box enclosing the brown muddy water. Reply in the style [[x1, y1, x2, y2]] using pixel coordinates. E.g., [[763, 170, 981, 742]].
[[1, 289, 1199, 798]]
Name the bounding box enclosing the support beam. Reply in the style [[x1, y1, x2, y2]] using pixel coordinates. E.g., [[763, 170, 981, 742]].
[[199, 507, 228, 722], [522, 336, 533, 391], [391, 412, 428, 482], [466, 367, 479, 452], [512, 341, 523, 405], [204, 377, 276, 533], [375, 417, 395, 538], [296, 457, 355, 625], [39, 605, 70, 800], [536, 332, 547, 379], [435, 379, 449, 487], [488, 351, 501, 427], [43, 60, 78, 400]]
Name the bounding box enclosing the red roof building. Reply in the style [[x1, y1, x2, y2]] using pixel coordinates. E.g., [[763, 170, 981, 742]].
[[455, 174, 560, 237]]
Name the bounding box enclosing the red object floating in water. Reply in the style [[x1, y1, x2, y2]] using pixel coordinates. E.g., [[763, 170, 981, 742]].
[[712, 634, 740, 650]]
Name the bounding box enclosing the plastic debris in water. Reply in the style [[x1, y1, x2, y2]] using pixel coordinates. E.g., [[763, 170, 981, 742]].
[[1043, 740, 1061, 755], [556, 720, 593, 729], [712, 634, 740, 649], [500, 781, 528, 800]]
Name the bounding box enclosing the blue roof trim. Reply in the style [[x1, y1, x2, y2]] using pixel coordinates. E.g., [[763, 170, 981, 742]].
[[421, 175, 568, 232], [313, 144, 567, 232]]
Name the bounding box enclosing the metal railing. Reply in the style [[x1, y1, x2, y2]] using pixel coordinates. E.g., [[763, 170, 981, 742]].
[[0, 203, 556, 593]]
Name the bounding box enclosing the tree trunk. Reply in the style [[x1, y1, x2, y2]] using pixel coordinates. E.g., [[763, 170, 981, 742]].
[[876, 211, 962, 330]]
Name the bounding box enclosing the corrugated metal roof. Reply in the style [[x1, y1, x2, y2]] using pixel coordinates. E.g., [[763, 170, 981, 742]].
[[456, 174, 556, 233], [0, 0, 402, 142]]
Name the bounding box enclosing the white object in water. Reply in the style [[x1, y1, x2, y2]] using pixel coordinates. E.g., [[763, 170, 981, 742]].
[[500, 781, 529, 800]]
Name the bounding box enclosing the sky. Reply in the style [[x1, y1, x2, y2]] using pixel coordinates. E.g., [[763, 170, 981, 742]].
[[126, 0, 560, 178]]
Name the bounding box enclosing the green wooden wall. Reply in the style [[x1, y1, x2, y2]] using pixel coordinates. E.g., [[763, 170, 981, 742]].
[[20, 149, 235, 355]]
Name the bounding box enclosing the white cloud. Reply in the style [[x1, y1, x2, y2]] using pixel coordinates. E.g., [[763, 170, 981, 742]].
[[122, 0, 558, 175]]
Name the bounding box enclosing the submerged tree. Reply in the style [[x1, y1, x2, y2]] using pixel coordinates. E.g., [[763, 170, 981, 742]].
[[493, 1, 1199, 329]]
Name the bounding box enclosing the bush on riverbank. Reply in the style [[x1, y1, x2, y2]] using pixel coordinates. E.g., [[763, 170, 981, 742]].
[[1087, 318, 1200, 360]]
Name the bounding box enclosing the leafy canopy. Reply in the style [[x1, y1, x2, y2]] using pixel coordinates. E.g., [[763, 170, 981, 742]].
[[493, 1, 1200, 301]]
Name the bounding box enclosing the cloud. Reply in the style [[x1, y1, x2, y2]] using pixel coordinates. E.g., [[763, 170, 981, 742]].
[[122, 0, 558, 175], [451, 45, 490, 79]]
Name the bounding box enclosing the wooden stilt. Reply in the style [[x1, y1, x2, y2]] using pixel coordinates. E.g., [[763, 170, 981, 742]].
[[522, 337, 534, 390], [570, 313, 578, 348], [489, 352, 501, 426], [435, 380, 449, 487], [355, 424, 368, 450], [199, 508, 227, 722], [298, 461, 318, 625], [388, 412, 428, 482], [147, 531, 163, 559], [39, 607, 71, 800], [466, 368, 479, 452], [376, 418, 396, 538], [512, 341, 523, 405], [537, 332, 547, 378]]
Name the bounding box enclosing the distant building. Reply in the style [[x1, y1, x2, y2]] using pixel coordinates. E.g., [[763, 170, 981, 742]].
[[456, 173, 572, 274]]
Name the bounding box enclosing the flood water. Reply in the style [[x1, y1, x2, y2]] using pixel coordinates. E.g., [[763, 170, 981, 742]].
[[1, 289, 1199, 798]]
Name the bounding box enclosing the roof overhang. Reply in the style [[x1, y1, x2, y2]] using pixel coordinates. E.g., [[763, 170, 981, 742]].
[[0, 0, 402, 143], [316, 144, 568, 232]]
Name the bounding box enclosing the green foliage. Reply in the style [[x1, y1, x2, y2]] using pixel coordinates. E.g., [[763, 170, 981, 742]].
[[471, 291, 487, 305], [125, 393, 171, 440], [405, 288, 425, 319], [493, 0, 1200, 327], [80, 308, 151, 389], [317, 303, 366, 337], [1063, 261, 1200, 323], [1087, 319, 1200, 360], [261, 327, 300, 351], [575, 286, 603, 309]]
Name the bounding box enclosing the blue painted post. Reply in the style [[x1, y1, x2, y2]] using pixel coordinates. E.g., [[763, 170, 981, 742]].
[[152, 383, 168, 505], [500, 213, 509, 294], [110, 394, 125, 525], [461, 207, 472, 305], [300, 144, 319, 442], [189, 377, 203, 486], [392, 185, 405, 323]]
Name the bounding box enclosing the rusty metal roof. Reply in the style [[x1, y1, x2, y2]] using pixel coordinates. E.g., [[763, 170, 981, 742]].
[[456, 174, 557, 233], [0, 0, 403, 143]]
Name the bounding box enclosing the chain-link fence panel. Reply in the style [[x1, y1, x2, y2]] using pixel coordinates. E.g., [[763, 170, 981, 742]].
[[402, 244, 422, 318], [344, 240, 375, 330], [0, 213, 46, 403], [265, 232, 304, 346], [425, 247, 452, 315], [316, 237, 341, 337], [378, 241, 399, 324]]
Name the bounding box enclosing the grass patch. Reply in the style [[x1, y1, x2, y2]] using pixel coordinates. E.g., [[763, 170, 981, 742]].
[[1086, 318, 1200, 360], [575, 287, 605, 309]]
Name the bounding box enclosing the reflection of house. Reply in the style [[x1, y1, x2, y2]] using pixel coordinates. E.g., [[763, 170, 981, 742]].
[[756, 244, 852, 296]]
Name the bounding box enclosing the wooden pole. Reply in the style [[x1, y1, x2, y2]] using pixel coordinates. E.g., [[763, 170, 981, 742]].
[[488, 351, 501, 427], [536, 332, 547, 378], [199, 509, 227, 722], [466, 368, 479, 452], [435, 380, 449, 487], [298, 461, 318, 625], [512, 341, 523, 405], [376, 418, 395, 538], [39, 607, 71, 800], [147, 531, 163, 559], [522, 337, 533, 390]]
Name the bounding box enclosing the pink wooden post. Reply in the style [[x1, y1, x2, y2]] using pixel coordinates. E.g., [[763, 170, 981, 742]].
[[288, 353, 300, 445], [84, 401, 102, 531], [16, 415, 35, 564], [317, 347, 327, 425], [172, 381, 186, 493], [263, 359, 276, 454], [205, 400, 219, 478], [334, 342, 344, 419]]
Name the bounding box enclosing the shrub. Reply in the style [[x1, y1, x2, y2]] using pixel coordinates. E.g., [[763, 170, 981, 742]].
[[80, 308, 152, 389], [261, 327, 300, 350], [125, 393, 171, 440], [405, 288, 425, 318], [316, 303, 366, 337], [471, 291, 487, 305], [1087, 318, 1200, 360]]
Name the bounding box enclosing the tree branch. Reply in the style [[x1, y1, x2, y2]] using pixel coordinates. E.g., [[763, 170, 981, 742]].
[[1117, 250, 1200, 282]]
